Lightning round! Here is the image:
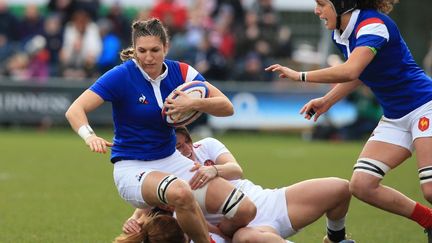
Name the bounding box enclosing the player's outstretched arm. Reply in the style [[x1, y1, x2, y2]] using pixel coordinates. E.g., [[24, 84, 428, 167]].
[[265, 46, 375, 84], [300, 80, 362, 122]]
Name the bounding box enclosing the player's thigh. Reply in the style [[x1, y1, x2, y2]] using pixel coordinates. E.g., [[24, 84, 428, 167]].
[[362, 113, 412, 167], [285, 178, 349, 230], [414, 137, 432, 195], [349, 141, 411, 194], [414, 137, 432, 167], [358, 140, 411, 168], [351, 141, 410, 188], [204, 177, 248, 213]]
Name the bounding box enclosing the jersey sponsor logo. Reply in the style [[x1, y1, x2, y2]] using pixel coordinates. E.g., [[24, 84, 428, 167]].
[[418, 117, 430, 131], [138, 94, 149, 104]]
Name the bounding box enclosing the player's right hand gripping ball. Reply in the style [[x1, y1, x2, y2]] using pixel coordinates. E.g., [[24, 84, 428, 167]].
[[162, 81, 209, 127]]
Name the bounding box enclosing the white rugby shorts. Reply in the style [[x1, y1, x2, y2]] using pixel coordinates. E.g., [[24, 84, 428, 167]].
[[113, 150, 196, 208], [369, 99, 432, 152], [247, 187, 296, 238]]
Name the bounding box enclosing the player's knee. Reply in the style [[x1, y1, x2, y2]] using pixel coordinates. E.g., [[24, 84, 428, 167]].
[[351, 158, 388, 200], [349, 176, 365, 197], [167, 180, 195, 208], [421, 184, 432, 203], [232, 197, 257, 226], [349, 175, 375, 200], [419, 166, 432, 203], [424, 192, 432, 204], [332, 178, 350, 199]]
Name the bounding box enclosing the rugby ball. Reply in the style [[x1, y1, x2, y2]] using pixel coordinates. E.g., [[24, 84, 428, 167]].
[[162, 81, 209, 127]]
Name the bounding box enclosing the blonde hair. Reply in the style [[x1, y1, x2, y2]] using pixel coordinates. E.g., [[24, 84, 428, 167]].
[[119, 18, 170, 61], [113, 213, 185, 243]]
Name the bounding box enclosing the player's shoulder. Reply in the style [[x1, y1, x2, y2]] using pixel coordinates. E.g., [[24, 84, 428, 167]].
[[164, 59, 188, 77], [164, 59, 189, 70], [95, 60, 131, 85], [120, 59, 136, 71], [354, 9, 399, 40], [166, 59, 206, 83], [106, 60, 131, 74], [164, 59, 177, 67], [100, 60, 136, 83]]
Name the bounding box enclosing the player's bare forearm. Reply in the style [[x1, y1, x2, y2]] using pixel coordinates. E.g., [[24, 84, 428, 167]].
[[213, 163, 243, 180], [191, 82, 234, 116], [323, 79, 362, 106], [192, 97, 234, 116], [305, 47, 374, 83], [215, 152, 243, 180]]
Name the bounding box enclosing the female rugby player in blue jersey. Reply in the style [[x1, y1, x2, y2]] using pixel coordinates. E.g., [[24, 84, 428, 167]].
[[266, 0, 432, 241], [65, 18, 256, 243]]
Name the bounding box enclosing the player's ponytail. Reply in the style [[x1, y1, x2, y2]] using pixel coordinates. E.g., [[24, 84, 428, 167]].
[[120, 47, 134, 62]]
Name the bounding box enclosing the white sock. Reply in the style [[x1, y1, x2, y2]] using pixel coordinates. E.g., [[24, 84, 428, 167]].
[[327, 217, 346, 231]]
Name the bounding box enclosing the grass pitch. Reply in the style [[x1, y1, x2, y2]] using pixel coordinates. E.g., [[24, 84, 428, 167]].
[[0, 129, 427, 242]]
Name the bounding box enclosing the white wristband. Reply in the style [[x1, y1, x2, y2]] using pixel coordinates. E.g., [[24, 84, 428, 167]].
[[77, 125, 95, 141], [299, 72, 307, 82]]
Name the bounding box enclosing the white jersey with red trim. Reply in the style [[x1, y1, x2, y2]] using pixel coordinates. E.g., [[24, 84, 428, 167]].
[[193, 138, 295, 239], [193, 138, 267, 201]]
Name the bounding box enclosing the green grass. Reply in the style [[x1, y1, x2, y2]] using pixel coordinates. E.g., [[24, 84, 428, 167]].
[[0, 129, 427, 242]]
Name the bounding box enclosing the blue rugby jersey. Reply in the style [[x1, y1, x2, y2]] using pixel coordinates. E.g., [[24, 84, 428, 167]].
[[90, 59, 205, 162], [332, 9, 432, 119]]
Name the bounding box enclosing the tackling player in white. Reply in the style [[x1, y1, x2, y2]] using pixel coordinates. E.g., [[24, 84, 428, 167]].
[[121, 127, 356, 243]]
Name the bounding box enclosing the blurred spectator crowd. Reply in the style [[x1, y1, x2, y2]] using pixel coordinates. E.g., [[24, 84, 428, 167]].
[[0, 0, 293, 83]]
